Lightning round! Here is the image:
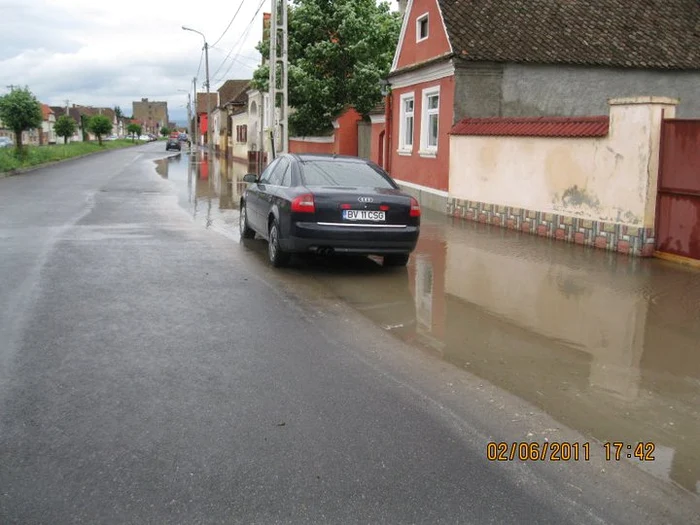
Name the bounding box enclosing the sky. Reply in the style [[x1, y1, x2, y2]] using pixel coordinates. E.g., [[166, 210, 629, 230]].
[[0, 0, 268, 124]]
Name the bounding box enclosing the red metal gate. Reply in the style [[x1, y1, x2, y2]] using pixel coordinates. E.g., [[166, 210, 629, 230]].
[[655, 119, 700, 261]]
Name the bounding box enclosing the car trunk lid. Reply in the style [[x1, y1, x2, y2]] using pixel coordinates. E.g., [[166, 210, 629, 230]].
[[309, 186, 415, 226]]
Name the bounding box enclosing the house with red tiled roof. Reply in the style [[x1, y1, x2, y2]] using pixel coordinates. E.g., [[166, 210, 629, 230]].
[[40, 104, 56, 145], [380, 0, 700, 213], [215, 79, 251, 158], [50, 106, 85, 142], [0, 103, 55, 146]]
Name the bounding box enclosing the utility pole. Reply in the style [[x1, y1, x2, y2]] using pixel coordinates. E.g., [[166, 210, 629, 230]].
[[186, 93, 192, 142], [269, 0, 289, 155], [183, 26, 211, 153], [192, 77, 199, 148]]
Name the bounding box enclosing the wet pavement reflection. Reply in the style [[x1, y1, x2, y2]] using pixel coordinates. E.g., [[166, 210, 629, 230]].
[[155, 150, 249, 241], [156, 151, 700, 498]]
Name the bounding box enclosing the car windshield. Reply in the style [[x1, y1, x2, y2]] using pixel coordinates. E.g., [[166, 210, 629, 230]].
[[300, 160, 396, 188]]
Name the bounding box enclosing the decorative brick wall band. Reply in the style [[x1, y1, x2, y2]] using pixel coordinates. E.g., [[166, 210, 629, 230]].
[[447, 198, 655, 257]]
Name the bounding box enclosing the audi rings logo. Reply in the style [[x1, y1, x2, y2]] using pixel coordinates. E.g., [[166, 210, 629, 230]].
[[358, 197, 374, 203]]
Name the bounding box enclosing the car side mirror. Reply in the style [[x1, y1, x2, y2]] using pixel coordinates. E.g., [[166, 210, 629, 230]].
[[243, 173, 258, 183]]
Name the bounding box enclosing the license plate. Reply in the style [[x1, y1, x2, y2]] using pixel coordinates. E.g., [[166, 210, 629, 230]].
[[342, 210, 385, 221]]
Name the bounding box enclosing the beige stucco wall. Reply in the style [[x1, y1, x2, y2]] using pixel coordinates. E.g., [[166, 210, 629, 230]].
[[211, 108, 221, 149], [443, 232, 649, 400], [41, 115, 55, 143], [247, 90, 275, 153], [231, 111, 249, 160], [449, 97, 678, 228]]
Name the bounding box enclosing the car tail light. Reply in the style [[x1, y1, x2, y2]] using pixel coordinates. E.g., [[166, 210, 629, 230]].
[[409, 197, 421, 217], [379, 204, 390, 211], [291, 193, 315, 213], [340, 203, 351, 210]]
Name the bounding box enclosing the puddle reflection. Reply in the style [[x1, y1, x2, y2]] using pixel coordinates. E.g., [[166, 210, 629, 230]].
[[412, 217, 700, 495], [155, 151, 249, 236], [304, 213, 700, 496], [155, 152, 700, 497]]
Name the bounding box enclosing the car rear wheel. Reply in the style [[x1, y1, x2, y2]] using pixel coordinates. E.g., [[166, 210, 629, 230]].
[[383, 253, 410, 267], [268, 220, 289, 268], [239, 202, 255, 239]]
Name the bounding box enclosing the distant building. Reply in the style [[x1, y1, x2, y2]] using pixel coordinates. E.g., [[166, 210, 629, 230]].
[[195, 92, 219, 146], [50, 106, 86, 142], [132, 98, 169, 135], [40, 104, 56, 145]]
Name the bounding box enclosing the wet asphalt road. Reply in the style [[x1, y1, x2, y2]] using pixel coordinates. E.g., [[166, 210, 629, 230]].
[[1, 143, 699, 524]]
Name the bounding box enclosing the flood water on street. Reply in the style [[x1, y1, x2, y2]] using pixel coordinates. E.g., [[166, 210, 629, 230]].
[[157, 150, 700, 499]]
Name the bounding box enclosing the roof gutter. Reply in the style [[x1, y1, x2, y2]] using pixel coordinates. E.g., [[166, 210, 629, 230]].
[[387, 52, 455, 79]]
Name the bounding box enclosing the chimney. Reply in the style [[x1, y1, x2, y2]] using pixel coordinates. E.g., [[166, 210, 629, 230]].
[[398, 0, 408, 15]]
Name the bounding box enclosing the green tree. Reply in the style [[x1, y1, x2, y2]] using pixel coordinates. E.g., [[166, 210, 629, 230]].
[[0, 87, 43, 153], [87, 114, 113, 145], [160, 126, 170, 137], [127, 123, 142, 142], [54, 115, 78, 144], [251, 0, 401, 136], [114, 106, 123, 119]]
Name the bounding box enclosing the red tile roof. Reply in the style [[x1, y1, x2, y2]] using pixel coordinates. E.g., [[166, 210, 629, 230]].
[[450, 116, 610, 138], [41, 104, 54, 119], [217, 79, 250, 107], [196, 93, 219, 114], [438, 0, 700, 70]]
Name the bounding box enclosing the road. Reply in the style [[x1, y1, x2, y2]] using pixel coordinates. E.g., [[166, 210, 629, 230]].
[[1, 143, 698, 524]]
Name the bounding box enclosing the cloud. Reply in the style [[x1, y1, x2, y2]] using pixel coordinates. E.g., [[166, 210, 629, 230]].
[[0, 0, 266, 122]]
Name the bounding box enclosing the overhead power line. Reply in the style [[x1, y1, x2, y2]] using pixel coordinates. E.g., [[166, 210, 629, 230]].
[[186, 47, 205, 92], [210, 44, 260, 66], [211, 0, 247, 48], [211, 0, 267, 83]]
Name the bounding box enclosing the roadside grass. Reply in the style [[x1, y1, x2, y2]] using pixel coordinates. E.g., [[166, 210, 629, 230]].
[[0, 139, 147, 173]]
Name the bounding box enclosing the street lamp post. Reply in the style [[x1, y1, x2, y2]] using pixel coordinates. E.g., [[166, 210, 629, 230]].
[[178, 88, 193, 147], [182, 26, 212, 156]]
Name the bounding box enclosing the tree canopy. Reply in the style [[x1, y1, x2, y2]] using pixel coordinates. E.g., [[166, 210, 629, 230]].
[[127, 123, 142, 142], [252, 0, 401, 136], [0, 87, 43, 152], [87, 114, 113, 145], [54, 115, 77, 144]]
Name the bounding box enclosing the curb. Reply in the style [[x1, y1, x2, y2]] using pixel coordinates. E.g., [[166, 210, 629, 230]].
[[0, 143, 142, 178]]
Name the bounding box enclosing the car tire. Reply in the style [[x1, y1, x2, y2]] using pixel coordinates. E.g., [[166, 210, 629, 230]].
[[383, 253, 410, 267], [268, 219, 289, 268], [239, 202, 255, 239]]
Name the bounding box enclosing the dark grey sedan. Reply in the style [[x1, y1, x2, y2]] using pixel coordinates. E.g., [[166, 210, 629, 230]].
[[240, 154, 421, 267]]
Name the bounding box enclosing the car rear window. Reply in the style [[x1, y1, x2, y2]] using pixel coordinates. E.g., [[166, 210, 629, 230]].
[[300, 160, 397, 189]]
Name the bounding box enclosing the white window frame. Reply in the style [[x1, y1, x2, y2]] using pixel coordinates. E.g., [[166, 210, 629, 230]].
[[398, 92, 415, 154], [419, 86, 440, 157], [416, 13, 429, 42]]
